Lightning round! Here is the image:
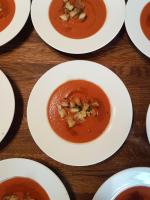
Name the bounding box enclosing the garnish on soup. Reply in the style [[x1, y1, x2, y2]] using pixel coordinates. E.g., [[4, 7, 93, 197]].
[[0, 177, 50, 200], [48, 80, 111, 143], [49, 0, 107, 39], [57, 97, 99, 128], [59, 0, 87, 22]]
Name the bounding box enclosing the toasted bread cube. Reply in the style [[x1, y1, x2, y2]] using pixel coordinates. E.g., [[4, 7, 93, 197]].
[[87, 111, 91, 117], [58, 105, 66, 118], [70, 107, 80, 113], [61, 101, 69, 107], [58, 108, 66, 118], [70, 8, 80, 18], [79, 12, 86, 21], [59, 14, 69, 21], [70, 101, 76, 108], [83, 103, 89, 111], [57, 105, 62, 110], [65, 2, 74, 11], [67, 117, 76, 128], [74, 110, 86, 121]]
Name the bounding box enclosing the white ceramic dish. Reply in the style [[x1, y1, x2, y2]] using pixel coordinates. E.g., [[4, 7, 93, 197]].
[[31, 0, 125, 54], [146, 105, 150, 143], [0, 158, 70, 200], [93, 167, 150, 200], [0, 70, 15, 142], [27, 60, 133, 166], [0, 0, 31, 46], [125, 0, 150, 58]]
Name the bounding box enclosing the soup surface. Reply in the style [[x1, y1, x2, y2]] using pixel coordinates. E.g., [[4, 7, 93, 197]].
[[0, 177, 50, 200], [140, 2, 150, 40], [115, 186, 150, 200], [0, 0, 15, 32], [48, 80, 111, 143], [49, 0, 107, 39]]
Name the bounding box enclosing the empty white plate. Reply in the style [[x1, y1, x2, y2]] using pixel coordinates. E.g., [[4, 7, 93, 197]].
[[0, 0, 31, 46], [125, 0, 150, 58], [27, 60, 133, 166], [93, 167, 150, 200], [146, 105, 150, 143], [31, 0, 125, 54], [0, 158, 70, 200], [0, 70, 15, 142]]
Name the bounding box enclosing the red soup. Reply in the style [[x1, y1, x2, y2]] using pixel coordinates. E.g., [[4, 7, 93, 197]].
[[47, 80, 111, 143], [140, 2, 150, 40], [115, 186, 150, 200], [0, 177, 50, 200], [49, 0, 107, 39], [0, 0, 15, 32]]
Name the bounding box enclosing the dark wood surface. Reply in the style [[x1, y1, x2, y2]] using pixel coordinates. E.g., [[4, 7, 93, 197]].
[[0, 16, 150, 200]]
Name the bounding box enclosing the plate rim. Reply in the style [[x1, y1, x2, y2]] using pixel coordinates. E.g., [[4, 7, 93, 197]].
[[125, 0, 150, 58], [0, 70, 15, 143]]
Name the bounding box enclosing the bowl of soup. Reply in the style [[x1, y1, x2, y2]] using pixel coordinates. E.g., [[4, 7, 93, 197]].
[[49, 0, 107, 39], [0, 0, 30, 46], [27, 60, 133, 166], [93, 167, 150, 200], [31, 0, 125, 54]]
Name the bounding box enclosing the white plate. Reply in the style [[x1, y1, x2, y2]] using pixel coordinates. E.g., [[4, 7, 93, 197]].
[[146, 105, 150, 143], [31, 0, 125, 54], [0, 70, 15, 142], [0, 0, 31, 46], [27, 60, 133, 166], [93, 167, 150, 200], [0, 158, 70, 200], [125, 0, 150, 58]]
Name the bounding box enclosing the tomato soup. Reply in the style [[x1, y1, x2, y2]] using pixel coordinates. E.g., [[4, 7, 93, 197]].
[[140, 2, 150, 40], [0, 177, 50, 200], [47, 80, 111, 143], [49, 0, 107, 39], [0, 0, 15, 32], [115, 186, 150, 200]]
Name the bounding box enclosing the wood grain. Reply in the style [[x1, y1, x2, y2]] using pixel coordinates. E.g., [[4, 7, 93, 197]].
[[0, 17, 150, 200]]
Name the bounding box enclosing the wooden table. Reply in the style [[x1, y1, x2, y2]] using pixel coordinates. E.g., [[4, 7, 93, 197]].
[[0, 16, 150, 200]]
